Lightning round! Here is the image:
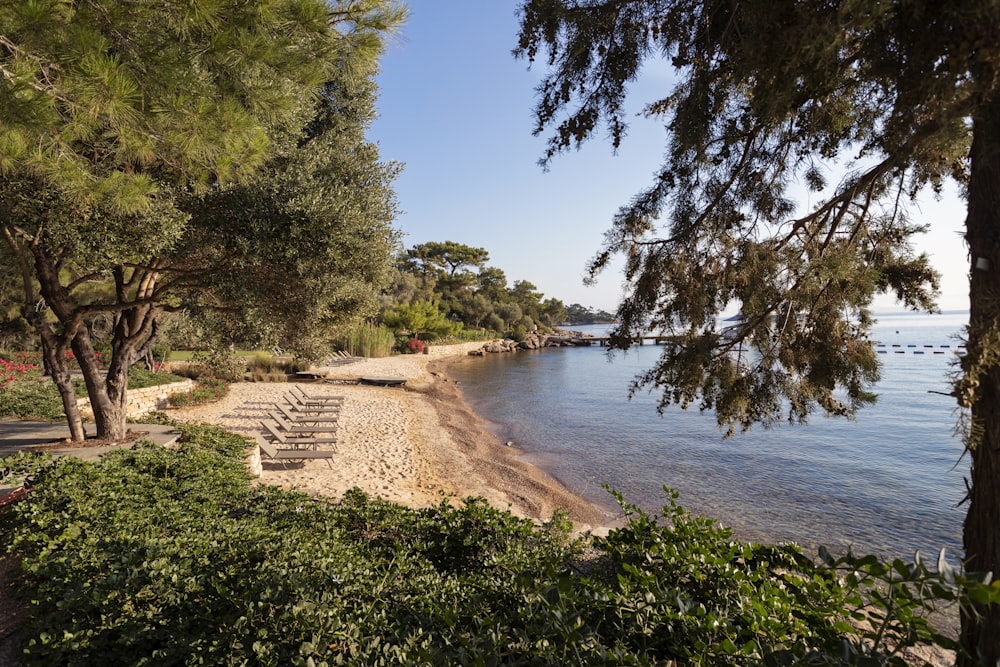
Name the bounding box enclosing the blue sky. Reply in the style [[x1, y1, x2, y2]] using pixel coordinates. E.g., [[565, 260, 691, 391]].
[[369, 1, 969, 314]]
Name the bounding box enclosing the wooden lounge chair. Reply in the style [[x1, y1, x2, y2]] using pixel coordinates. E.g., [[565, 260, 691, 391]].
[[256, 437, 334, 469], [268, 411, 339, 435], [261, 421, 338, 450]]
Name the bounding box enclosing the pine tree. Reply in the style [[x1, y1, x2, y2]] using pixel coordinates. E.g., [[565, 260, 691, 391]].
[[517, 1, 1000, 659], [1, 0, 405, 440]]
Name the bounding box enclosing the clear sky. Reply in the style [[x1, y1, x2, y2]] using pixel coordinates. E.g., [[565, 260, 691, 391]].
[[368, 1, 970, 315]]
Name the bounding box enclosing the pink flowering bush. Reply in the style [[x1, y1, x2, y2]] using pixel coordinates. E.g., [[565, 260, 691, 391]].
[[0, 356, 38, 388]]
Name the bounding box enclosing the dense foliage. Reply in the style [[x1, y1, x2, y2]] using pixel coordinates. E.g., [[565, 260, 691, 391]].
[[563, 303, 617, 325], [382, 240, 599, 342], [165, 378, 229, 408], [2, 425, 994, 665], [0, 0, 405, 442]]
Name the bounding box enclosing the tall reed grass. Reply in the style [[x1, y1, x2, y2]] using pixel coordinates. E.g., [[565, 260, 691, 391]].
[[342, 323, 395, 358]]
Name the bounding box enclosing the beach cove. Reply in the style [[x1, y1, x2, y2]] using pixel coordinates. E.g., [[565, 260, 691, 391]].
[[169, 342, 614, 530]]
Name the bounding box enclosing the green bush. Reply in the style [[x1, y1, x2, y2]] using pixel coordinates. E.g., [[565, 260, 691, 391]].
[[127, 367, 187, 389], [243, 353, 311, 381], [166, 378, 229, 407], [2, 434, 992, 666], [245, 352, 282, 374], [183, 348, 246, 383]]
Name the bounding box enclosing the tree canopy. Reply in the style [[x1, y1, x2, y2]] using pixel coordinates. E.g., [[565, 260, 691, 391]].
[[384, 240, 571, 339], [517, 0, 1000, 660], [1, 0, 405, 440]]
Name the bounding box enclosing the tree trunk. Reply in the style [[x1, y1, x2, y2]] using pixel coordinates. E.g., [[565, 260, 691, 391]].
[[70, 329, 127, 442], [960, 85, 1000, 665], [1, 227, 87, 441], [41, 338, 86, 442]]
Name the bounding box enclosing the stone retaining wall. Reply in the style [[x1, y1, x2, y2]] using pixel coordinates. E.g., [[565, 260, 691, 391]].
[[77, 379, 196, 420]]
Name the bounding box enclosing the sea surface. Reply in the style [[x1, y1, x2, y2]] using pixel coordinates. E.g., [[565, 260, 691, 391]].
[[446, 311, 970, 561]]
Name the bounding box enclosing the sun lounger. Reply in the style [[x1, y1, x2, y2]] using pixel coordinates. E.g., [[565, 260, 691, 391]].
[[325, 351, 364, 366], [282, 394, 343, 414], [268, 411, 339, 435], [261, 421, 338, 450], [256, 436, 334, 469], [290, 385, 345, 404], [274, 402, 339, 424]]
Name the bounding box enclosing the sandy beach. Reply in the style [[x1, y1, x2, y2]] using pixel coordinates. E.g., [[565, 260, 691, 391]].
[[168, 342, 614, 530]]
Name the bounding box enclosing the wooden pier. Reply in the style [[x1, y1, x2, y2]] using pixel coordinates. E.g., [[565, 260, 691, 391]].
[[571, 336, 677, 347], [570, 336, 966, 355]]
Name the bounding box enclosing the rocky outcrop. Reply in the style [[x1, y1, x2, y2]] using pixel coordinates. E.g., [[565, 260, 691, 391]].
[[467, 333, 596, 356]]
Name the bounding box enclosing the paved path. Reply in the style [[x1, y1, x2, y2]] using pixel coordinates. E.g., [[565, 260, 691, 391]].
[[0, 421, 182, 462]]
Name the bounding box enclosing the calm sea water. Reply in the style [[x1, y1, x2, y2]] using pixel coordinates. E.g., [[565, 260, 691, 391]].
[[447, 311, 969, 560]]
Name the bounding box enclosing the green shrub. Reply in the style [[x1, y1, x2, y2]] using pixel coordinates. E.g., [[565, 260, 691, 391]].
[[245, 352, 282, 373], [243, 354, 310, 381], [184, 348, 246, 382], [126, 367, 187, 389], [2, 435, 991, 666], [0, 378, 65, 420], [437, 328, 494, 343], [166, 378, 229, 407]]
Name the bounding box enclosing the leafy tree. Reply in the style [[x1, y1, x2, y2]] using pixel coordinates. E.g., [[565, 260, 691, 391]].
[[495, 302, 523, 330], [462, 293, 495, 329], [181, 68, 401, 360], [1, 0, 404, 441], [407, 241, 490, 277], [510, 279, 544, 326], [404, 241, 490, 312], [539, 297, 567, 328], [382, 299, 456, 341], [564, 303, 615, 324], [476, 266, 509, 303], [517, 0, 999, 658]]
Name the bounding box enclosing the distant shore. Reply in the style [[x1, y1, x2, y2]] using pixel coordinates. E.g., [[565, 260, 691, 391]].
[[168, 342, 615, 530]]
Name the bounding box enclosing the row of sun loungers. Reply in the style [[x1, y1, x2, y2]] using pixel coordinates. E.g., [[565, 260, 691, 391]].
[[256, 386, 343, 468], [324, 350, 364, 367]]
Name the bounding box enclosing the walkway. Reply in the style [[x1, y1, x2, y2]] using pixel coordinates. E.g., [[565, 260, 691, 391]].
[[0, 421, 182, 462]]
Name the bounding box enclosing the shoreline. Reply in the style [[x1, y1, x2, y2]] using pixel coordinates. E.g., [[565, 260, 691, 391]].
[[168, 342, 616, 530]]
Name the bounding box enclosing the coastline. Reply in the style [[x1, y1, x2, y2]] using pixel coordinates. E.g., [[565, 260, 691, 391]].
[[168, 342, 615, 530]]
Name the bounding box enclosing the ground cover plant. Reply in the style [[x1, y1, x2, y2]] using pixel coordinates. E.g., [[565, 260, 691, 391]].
[[165, 378, 230, 408], [1, 425, 995, 665]]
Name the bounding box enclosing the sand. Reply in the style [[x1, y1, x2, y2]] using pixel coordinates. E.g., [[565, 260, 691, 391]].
[[168, 343, 615, 530]]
